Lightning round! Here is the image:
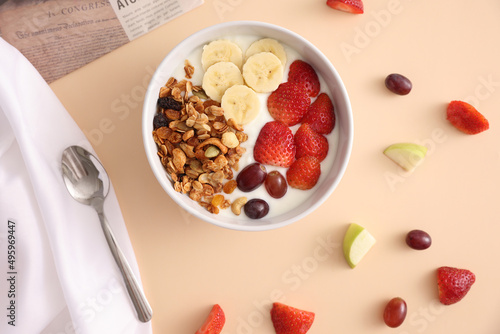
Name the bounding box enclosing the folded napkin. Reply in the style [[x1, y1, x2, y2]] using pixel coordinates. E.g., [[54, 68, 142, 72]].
[[0, 38, 152, 334]]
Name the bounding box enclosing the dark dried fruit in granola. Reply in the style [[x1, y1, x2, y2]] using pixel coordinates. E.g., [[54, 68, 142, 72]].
[[153, 113, 169, 129], [158, 96, 182, 111]]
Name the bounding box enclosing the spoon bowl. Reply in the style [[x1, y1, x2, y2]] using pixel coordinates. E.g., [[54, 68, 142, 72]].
[[62, 146, 109, 205], [61, 146, 152, 322]]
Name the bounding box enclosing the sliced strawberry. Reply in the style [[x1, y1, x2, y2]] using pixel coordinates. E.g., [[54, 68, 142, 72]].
[[326, 0, 364, 13], [437, 266, 476, 305], [294, 123, 329, 162], [254, 121, 296, 168], [270, 302, 315, 334], [286, 156, 321, 190], [195, 304, 225, 334], [268, 81, 311, 126], [446, 100, 489, 134], [288, 60, 321, 98], [302, 93, 336, 134]]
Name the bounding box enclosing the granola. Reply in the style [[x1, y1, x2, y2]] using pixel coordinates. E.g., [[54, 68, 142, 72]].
[[152, 74, 248, 214]]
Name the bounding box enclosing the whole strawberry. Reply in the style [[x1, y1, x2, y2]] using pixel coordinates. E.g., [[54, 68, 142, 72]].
[[288, 60, 321, 97], [254, 121, 296, 168], [270, 302, 315, 334], [294, 123, 329, 162], [268, 82, 311, 126], [195, 304, 225, 334], [302, 93, 336, 134], [437, 266, 476, 305], [286, 156, 321, 190], [446, 100, 489, 134]]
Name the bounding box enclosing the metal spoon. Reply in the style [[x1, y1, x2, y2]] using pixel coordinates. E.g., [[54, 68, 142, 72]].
[[61, 145, 152, 322]]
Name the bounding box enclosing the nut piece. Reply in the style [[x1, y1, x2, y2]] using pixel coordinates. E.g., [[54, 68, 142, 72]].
[[205, 145, 220, 158], [231, 197, 248, 216], [196, 137, 228, 154], [221, 132, 239, 148]]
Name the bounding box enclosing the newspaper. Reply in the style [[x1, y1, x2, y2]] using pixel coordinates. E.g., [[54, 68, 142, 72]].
[[0, 0, 204, 83]]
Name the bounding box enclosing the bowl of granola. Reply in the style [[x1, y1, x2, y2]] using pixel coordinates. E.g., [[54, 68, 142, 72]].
[[142, 21, 353, 231]]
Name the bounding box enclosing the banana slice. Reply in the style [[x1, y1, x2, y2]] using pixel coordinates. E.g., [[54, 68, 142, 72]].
[[202, 62, 244, 102], [201, 40, 243, 70], [221, 84, 260, 125], [242, 52, 284, 93], [245, 38, 287, 65]]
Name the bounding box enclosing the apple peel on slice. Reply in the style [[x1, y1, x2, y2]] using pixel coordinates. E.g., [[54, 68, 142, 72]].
[[343, 223, 376, 268], [383, 143, 427, 172]]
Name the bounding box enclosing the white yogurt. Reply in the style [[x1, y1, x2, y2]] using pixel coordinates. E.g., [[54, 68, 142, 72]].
[[168, 35, 340, 219]]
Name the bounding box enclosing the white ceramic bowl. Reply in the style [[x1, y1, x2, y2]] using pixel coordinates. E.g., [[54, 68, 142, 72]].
[[142, 21, 353, 231]]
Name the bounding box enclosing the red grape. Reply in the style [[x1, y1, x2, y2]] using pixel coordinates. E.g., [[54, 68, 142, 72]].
[[236, 163, 267, 192], [244, 199, 269, 219], [264, 171, 287, 198], [385, 73, 412, 95], [406, 230, 432, 250], [383, 297, 407, 328]]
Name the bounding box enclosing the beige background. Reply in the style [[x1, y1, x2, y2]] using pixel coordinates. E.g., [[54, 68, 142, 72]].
[[50, 0, 500, 333]]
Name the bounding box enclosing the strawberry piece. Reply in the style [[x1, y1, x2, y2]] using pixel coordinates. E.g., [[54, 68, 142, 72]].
[[326, 0, 364, 14], [288, 60, 321, 98], [254, 121, 296, 168], [268, 81, 311, 126], [294, 124, 329, 162], [437, 266, 476, 305], [286, 156, 321, 190], [446, 100, 489, 134], [270, 302, 315, 334], [302, 93, 336, 134], [195, 304, 225, 334]]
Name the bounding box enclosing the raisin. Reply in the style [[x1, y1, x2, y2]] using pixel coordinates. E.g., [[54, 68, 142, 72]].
[[153, 113, 169, 129], [158, 96, 182, 111]]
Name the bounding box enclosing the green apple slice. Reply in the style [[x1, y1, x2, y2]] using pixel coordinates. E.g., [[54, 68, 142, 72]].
[[383, 143, 428, 172], [343, 223, 376, 268]]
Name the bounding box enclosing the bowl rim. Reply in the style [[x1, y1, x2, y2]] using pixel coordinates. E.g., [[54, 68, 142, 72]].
[[142, 20, 354, 231]]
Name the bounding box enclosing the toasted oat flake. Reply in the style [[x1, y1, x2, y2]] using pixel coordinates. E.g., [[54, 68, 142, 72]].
[[159, 86, 171, 98], [184, 59, 195, 79], [165, 77, 177, 88]]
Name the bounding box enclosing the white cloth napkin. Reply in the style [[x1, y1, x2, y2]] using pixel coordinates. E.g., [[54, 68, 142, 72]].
[[0, 38, 153, 334]]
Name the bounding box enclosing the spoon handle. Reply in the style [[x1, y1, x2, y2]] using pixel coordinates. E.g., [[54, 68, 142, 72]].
[[98, 212, 153, 322]]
